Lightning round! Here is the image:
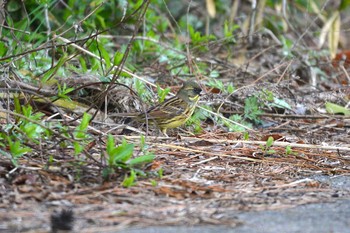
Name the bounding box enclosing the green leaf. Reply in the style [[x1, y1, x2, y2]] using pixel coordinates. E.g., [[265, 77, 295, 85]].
[[99, 45, 111, 70], [157, 85, 170, 103], [339, 0, 350, 11], [243, 132, 249, 140], [113, 51, 124, 66], [57, 83, 74, 99], [8, 138, 32, 158], [208, 79, 224, 91], [280, 36, 293, 57], [270, 97, 291, 110], [158, 168, 163, 178], [13, 95, 22, 116], [23, 123, 42, 139], [21, 105, 33, 118], [140, 135, 146, 149], [75, 113, 91, 139], [285, 145, 292, 155], [111, 143, 134, 163], [79, 56, 88, 72], [325, 102, 350, 116], [266, 136, 274, 148], [79, 113, 91, 131], [0, 42, 8, 57], [244, 96, 263, 124], [122, 170, 137, 187], [20, 105, 44, 124], [267, 149, 276, 154], [96, 14, 106, 29], [325, 102, 350, 115], [150, 180, 158, 186], [127, 154, 155, 166], [106, 134, 115, 157], [226, 84, 235, 94], [41, 54, 67, 83], [223, 20, 239, 40], [74, 142, 84, 155], [107, 138, 135, 166], [209, 70, 219, 78], [102, 167, 113, 180], [223, 114, 252, 132]]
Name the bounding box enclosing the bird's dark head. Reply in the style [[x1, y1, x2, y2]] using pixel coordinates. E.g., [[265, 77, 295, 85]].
[[178, 81, 202, 100]]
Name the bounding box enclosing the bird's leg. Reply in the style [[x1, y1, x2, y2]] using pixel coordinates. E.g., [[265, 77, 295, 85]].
[[161, 128, 169, 137]]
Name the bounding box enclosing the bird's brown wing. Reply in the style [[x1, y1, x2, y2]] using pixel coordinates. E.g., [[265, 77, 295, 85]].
[[144, 97, 187, 120]]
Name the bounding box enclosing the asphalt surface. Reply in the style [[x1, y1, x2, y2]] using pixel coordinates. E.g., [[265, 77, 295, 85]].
[[120, 198, 350, 233]]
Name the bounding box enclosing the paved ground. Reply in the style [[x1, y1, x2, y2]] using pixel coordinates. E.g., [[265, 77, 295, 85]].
[[121, 198, 350, 233], [120, 175, 350, 233], [2, 174, 349, 233]]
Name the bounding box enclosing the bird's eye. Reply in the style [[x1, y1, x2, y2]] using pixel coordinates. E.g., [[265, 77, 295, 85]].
[[193, 88, 202, 94]]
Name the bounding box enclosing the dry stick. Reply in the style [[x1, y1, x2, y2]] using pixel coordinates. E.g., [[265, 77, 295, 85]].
[[221, 111, 350, 119], [191, 156, 220, 166], [123, 135, 350, 152], [256, 113, 350, 119], [340, 64, 350, 84], [198, 105, 254, 132], [0, 25, 30, 34], [276, 59, 293, 84], [185, 138, 350, 152], [151, 143, 259, 162]]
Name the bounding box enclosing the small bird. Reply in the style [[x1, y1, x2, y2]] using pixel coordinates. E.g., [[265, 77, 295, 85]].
[[117, 81, 202, 136]]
